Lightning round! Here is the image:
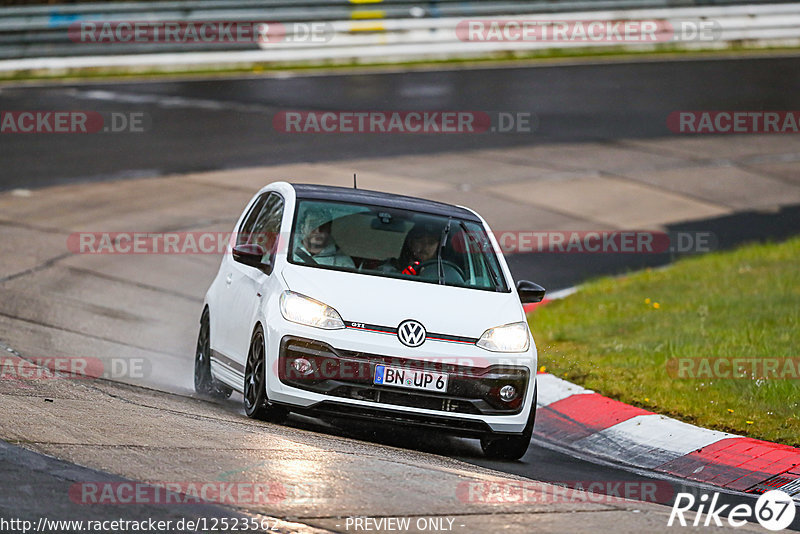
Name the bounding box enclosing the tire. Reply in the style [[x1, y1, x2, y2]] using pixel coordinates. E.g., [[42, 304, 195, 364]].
[[243, 325, 288, 423], [194, 308, 233, 399], [480, 387, 537, 461]]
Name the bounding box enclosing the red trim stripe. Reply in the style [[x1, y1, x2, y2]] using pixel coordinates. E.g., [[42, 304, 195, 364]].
[[426, 336, 474, 344], [347, 325, 393, 335]]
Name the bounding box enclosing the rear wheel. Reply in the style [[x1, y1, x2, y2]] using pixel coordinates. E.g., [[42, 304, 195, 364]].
[[194, 308, 232, 399], [244, 326, 288, 423], [480, 388, 537, 461]]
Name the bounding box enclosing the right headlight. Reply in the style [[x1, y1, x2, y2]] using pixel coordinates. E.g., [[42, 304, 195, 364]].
[[476, 321, 530, 353], [279, 291, 344, 330]]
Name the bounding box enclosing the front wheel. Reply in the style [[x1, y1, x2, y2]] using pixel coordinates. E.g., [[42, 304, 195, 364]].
[[194, 309, 232, 399], [480, 388, 537, 461], [244, 326, 288, 423]]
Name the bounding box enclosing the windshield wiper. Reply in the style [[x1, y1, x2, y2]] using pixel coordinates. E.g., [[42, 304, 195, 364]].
[[437, 218, 452, 285]]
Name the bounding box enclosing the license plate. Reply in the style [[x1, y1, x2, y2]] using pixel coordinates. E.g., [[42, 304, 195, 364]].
[[374, 364, 448, 392]]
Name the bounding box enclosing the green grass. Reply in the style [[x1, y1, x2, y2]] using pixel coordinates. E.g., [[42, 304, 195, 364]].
[[529, 236, 800, 446]]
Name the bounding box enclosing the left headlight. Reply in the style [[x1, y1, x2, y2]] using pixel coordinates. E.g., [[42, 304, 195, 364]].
[[279, 291, 345, 330], [476, 321, 530, 353]]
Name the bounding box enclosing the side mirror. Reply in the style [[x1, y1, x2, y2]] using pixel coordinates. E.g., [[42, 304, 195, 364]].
[[516, 280, 546, 304], [232, 243, 271, 272]]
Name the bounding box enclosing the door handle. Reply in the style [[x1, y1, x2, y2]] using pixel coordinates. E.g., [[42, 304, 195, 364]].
[[226, 273, 232, 285]]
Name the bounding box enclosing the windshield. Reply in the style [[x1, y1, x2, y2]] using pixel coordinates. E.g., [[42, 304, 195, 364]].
[[289, 199, 509, 292]]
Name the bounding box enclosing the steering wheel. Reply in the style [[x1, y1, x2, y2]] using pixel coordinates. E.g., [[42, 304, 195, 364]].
[[419, 259, 465, 282], [294, 249, 319, 266]]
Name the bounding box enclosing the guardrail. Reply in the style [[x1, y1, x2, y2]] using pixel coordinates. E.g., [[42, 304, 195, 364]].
[[0, 1, 798, 71], [290, 4, 800, 55]]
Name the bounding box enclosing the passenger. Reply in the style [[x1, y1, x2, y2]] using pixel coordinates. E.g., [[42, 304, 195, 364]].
[[294, 209, 355, 268]]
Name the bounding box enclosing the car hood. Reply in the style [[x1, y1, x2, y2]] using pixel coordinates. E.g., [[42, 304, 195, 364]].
[[280, 265, 523, 339]]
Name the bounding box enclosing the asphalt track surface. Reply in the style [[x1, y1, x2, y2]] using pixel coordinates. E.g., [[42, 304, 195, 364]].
[[2, 55, 800, 191], [2, 55, 800, 530]]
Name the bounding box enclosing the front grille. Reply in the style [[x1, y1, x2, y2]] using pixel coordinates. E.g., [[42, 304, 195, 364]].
[[322, 385, 482, 414], [278, 336, 529, 415]]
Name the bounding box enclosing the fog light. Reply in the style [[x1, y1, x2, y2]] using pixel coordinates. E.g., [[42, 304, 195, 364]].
[[499, 384, 517, 401], [292, 358, 313, 375]]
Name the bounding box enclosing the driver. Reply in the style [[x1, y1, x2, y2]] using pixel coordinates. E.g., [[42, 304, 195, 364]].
[[400, 223, 440, 276], [294, 209, 354, 268], [380, 222, 464, 283]]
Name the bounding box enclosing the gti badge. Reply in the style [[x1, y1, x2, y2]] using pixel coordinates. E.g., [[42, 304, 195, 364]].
[[397, 320, 426, 347]]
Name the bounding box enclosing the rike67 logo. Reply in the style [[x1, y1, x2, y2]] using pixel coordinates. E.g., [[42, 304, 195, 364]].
[[668, 490, 796, 531]]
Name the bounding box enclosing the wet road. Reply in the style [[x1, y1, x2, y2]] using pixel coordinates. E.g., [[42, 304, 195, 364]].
[[2, 54, 800, 190]]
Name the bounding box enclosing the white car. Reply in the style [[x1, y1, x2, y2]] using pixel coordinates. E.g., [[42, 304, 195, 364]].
[[195, 182, 545, 459]]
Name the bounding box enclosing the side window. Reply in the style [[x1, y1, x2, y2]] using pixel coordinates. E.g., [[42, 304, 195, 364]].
[[237, 194, 268, 247], [249, 193, 284, 266], [235, 193, 284, 271]]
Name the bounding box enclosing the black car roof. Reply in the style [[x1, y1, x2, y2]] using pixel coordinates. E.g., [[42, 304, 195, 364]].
[[290, 183, 481, 221]]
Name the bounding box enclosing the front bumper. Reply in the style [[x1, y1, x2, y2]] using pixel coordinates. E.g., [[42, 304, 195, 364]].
[[278, 336, 530, 416], [264, 317, 537, 434]]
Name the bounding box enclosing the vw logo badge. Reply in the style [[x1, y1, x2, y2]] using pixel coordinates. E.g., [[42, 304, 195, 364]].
[[397, 320, 426, 347]]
